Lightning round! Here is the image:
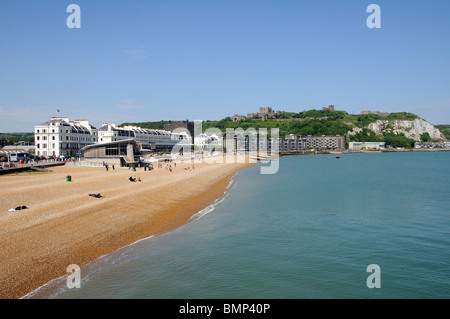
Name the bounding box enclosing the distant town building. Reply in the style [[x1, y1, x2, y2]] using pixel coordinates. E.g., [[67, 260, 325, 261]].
[[349, 142, 385, 151], [222, 134, 346, 153], [1, 145, 36, 155], [34, 117, 98, 158], [13, 141, 34, 146], [283, 134, 346, 150], [163, 120, 195, 138], [194, 133, 222, 151], [415, 141, 450, 149]]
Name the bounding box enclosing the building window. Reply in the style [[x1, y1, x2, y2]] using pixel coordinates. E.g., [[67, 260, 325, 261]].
[[106, 144, 120, 156]]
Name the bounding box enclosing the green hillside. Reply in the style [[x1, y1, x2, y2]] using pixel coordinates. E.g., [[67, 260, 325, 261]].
[[0, 132, 34, 144], [435, 125, 450, 140]]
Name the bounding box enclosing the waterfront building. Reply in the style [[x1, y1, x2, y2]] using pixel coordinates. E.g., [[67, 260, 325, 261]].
[[349, 141, 385, 151], [34, 117, 98, 158], [194, 133, 222, 152], [222, 134, 345, 154], [281, 135, 346, 151], [81, 139, 141, 167], [223, 132, 237, 153], [35, 117, 191, 158], [98, 123, 191, 152], [305, 135, 346, 150]]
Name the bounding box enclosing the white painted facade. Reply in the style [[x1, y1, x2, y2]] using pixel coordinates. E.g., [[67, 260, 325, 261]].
[[34, 117, 98, 157], [349, 141, 385, 151]]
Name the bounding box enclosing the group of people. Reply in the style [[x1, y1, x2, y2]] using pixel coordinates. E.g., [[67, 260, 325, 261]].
[[129, 176, 142, 182], [126, 160, 196, 176], [103, 162, 115, 171], [154, 162, 176, 172], [8, 205, 28, 212], [144, 163, 154, 171]]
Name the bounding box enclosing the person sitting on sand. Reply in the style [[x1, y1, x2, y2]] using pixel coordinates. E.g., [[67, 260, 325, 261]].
[[9, 206, 29, 212], [129, 176, 136, 182], [137, 177, 142, 182]]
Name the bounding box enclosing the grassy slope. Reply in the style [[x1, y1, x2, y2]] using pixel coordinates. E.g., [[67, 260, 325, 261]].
[[435, 125, 450, 140]]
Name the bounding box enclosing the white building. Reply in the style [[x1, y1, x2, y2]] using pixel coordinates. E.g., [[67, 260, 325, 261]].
[[34, 117, 98, 158], [97, 123, 191, 152], [349, 141, 385, 151], [194, 133, 222, 151]]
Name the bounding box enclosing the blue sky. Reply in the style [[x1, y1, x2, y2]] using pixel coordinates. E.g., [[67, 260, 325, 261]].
[[1, 0, 449, 132]]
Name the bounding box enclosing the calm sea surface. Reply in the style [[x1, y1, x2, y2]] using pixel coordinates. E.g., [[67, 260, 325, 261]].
[[29, 152, 450, 299]]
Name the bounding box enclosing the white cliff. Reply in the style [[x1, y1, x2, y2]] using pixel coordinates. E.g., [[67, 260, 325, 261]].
[[349, 119, 446, 141]]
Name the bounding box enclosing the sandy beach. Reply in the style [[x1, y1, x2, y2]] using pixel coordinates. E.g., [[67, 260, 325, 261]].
[[0, 158, 254, 299]]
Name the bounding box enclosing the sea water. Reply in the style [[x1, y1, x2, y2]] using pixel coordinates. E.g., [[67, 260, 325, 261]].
[[28, 152, 450, 299]]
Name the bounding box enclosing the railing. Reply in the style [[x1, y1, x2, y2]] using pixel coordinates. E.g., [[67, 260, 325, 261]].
[[0, 158, 70, 169], [75, 161, 105, 167]]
